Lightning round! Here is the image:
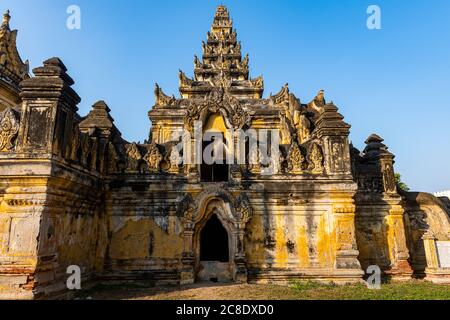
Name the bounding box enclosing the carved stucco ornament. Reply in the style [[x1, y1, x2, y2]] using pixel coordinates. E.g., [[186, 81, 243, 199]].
[[308, 90, 326, 113], [178, 189, 253, 226], [185, 87, 251, 131], [248, 144, 261, 174], [270, 83, 290, 105], [296, 113, 312, 143], [144, 142, 163, 173], [125, 143, 142, 172], [272, 85, 313, 145], [383, 163, 397, 193], [287, 142, 305, 174], [250, 76, 264, 89], [0, 107, 19, 151], [179, 70, 194, 88], [154, 83, 177, 108], [234, 193, 253, 224], [177, 193, 198, 221], [309, 143, 324, 174], [169, 144, 183, 173]]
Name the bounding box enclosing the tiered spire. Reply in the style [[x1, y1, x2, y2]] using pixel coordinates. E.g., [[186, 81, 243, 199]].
[[196, 5, 247, 82], [179, 6, 264, 100]]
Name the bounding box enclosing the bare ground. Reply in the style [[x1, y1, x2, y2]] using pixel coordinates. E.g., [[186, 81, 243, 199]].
[[77, 280, 450, 300]]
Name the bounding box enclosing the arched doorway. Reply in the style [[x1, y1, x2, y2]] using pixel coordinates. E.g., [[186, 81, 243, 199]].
[[181, 194, 252, 284], [196, 211, 233, 283], [200, 214, 229, 262]]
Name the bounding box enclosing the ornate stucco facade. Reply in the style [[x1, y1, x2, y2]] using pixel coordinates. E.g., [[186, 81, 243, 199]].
[[0, 7, 449, 299]]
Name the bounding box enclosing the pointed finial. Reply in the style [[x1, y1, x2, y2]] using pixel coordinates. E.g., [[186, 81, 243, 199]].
[[314, 90, 326, 104], [2, 9, 11, 28], [92, 100, 111, 113], [365, 134, 384, 145], [215, 5, 230, 19]]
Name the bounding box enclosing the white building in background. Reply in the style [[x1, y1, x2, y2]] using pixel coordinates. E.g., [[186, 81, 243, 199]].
[[434, 190, 450, 198]]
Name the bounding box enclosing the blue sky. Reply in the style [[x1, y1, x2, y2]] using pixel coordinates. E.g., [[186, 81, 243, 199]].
[[2, 0, 449, 192]]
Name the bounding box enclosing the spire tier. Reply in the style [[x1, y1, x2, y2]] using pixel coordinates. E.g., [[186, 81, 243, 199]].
[[179, 5, 264, 100]]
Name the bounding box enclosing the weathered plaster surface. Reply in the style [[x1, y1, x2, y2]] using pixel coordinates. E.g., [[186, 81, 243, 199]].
[[0, 7, 449, 299]]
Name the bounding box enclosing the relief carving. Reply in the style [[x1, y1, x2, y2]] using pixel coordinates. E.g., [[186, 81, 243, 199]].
[[185, 87, 251, 131], [234, 193, 252, 224], [144, 142, 163, 173], [177, 193, 198, 221], [383, 163, 397, 193], [169, 144, 183, 173], [125, 143, 142, 172], [296, 114, 311, 143], [287, 142, 305, 174], [308, 143, 324, 174], [0, 107, 19, 152], [248, 144, 261, 174]]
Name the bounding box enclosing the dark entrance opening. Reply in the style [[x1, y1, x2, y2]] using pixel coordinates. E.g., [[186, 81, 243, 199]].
[[200, 214, 229, 262], [201, 139, 229, 182]]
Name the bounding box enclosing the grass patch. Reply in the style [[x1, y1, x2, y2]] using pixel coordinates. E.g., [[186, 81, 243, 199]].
[[289, 280, 450, 300], [290, 280, 338, 291]]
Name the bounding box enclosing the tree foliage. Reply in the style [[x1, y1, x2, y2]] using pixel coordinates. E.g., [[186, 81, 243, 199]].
[[395, 173, 410, 192]]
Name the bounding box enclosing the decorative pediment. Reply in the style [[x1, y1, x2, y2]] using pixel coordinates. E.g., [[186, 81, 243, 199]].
[[185, 88, 251, 130], [179, 188, 253, 225], [237, 54, 249, 71], [250, 76, 264, 89], [270, 83, 290, 105], [179, 70, 194, 88], [154, 83, 177, 107], [194, 55, 202, 69]]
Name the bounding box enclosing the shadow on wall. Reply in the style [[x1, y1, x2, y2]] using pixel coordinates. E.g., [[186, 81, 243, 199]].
[[401, 191, 450, 278], [352, 134, 412, 279]]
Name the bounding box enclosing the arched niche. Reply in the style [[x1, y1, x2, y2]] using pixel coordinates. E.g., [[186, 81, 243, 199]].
[[201, 113, 231, 182]]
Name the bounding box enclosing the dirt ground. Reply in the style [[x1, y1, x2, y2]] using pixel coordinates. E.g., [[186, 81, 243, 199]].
[[77, 280, 450, 300]]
